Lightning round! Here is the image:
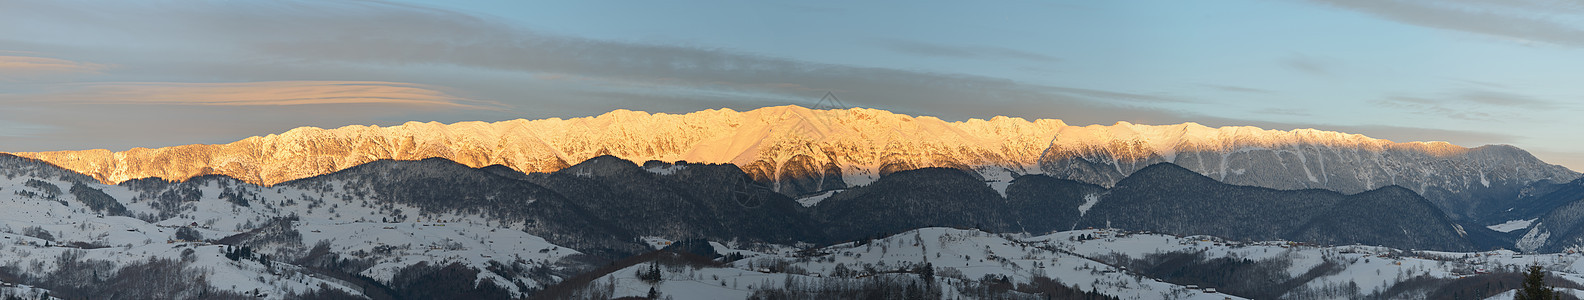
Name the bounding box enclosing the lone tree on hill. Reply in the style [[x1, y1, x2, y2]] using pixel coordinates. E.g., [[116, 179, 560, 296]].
[[1516, 264, 1558, 300]]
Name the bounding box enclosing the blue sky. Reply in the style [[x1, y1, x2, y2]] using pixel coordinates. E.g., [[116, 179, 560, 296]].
[[0, 0, 1582, 170]]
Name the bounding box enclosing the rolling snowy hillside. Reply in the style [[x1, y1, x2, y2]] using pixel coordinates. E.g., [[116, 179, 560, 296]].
[[543, 227, 1584, 300], [0, 155, 595, 299], [1, 151, 1582, 299]]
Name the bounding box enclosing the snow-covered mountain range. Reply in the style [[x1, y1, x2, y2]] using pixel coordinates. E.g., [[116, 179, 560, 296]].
[[12, 106, 1576, 223], [0, 147, 1578, 299], [2, 147, 1577, 299]]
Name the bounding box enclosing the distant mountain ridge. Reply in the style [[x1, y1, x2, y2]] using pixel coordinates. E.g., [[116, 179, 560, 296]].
[[10, 105, 1577, 222], [0, 148, 1538, 298], [1040, 123, 1577, 222], [1080, 163, 1475, 251], [0, 152, 1481, 252]]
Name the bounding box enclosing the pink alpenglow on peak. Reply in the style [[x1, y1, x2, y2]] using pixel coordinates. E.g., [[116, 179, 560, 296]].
[[8, 106, 1574, 206]]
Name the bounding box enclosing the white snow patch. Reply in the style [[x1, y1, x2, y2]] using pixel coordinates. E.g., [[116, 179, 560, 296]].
[[707, 241, 772, 258], [980, 169, 1017, 198], [795, 190, 840, 207], [1078, 193, 1101, 217], [1487, 218, 1537, 233], [987, 181, 1013, 198], [641, 236, 675, 250], [1485, 289, 1584, 300], [644, 165, 686, 175], [1517, 225, 1550, 253]]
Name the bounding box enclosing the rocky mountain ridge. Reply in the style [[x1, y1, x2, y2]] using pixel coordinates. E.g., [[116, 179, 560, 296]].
[[11, 106, 1577, 222]]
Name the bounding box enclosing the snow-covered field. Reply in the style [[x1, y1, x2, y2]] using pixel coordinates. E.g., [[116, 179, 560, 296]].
[[571, 227, 1584, 299], [3, 166, 1583, 299], [583, 227, 1237, 299], [580, 227, 1242, 300], [1489, 218, 1537, 233], [0, 173, 582, 299]]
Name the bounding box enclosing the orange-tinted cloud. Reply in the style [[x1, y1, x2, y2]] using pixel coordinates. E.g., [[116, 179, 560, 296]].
[[0, 55, 107, 77], [41, 81, 500, 109]]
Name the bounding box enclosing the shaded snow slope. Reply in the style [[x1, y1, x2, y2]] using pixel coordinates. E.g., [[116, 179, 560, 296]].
[[0, 158, 587, 299], [559, 227, 1584, 299], [1488, 218, 1537, 233]]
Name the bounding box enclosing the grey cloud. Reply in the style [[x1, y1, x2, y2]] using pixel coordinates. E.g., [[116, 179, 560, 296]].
[[19, 81, 501, 109], [1045, 87, 1190, 104], [1376, 96, 1451, 115], [1281, 54, 1331, 76], [1252, 107, 1312, 116], [0, 102, 448, 152], [1376, 96, 1494, 121], [1453, 78, 1509, 89], [0, 1, 507, 47], [0, 0, 1191, 152], [0, 0, 1568, 171], [1456, 89, 1556, 108], [0, 0, 1158, 112], [1304, 0, 1584, 46], [876, 39, 1062, 63], [1376, 88, 1563, 121], [1202, 84, 1273, 94], [1382, 96, 1437, 105]]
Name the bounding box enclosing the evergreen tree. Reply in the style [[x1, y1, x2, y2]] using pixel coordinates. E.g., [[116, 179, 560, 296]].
[[832, 263, 852, 278], [905, 282, 922, 300], [637, 263, 663, 283], [1516, 264, 1557, 300]]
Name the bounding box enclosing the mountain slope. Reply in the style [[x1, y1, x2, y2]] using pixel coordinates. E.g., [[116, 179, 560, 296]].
[[517, 156, 822, 246], [0, 153, 598, 299], [1079, 163, 1475, 251], [1510, 178, 1584, 252], [811, 167, 1014, 240], [1038, 122, 1577, 222], [11, 106, 1575, 223], [11, 106, 1066, 191]]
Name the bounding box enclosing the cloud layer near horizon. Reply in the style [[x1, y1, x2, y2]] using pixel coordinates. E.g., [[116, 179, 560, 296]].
[[27, 81, 495, 108], [0, 54, 106, 79], [0, 0, 1577, 171], [1306, 0, 1584, 46], [0, 1, 1216, 145]]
